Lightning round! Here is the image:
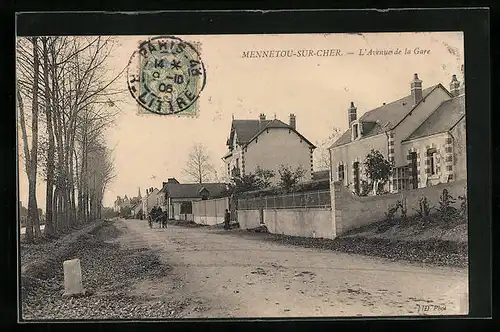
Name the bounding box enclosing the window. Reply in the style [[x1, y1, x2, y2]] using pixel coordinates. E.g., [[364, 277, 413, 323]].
[[353, 162, 360, 194], [427, 149, 438, 175], [338, 164, 345, 183], [236, 158, 240, 170], [392, 165, 411, 192], [180, 201, 192, 214]]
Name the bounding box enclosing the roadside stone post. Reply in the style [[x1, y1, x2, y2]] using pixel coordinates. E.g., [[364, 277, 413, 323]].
[[63, 258, 85, 297]]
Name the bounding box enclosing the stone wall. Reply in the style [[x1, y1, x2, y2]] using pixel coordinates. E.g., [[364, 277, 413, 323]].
[[237, 209, 261, 230], [331, 179, 467, 235], [192, 197, 229, 226], [237, 208, 334, 239], [264, 208, 333, 239]]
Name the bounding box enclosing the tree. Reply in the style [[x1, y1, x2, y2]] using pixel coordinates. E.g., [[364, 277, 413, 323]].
[[363, 149, 392, 195], [278, 165, 305, 193], [17, 35, 124, 239], [17, 37, 42, 242], [213, 165, 231, 184], [182, 143, 216, 183], [254, 166, 275, 189], [314, 126, 341, 171], [232, 174, 262, 193]]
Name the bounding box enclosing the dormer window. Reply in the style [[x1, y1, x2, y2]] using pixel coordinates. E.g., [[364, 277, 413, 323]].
[[351, 121, 361, 140]]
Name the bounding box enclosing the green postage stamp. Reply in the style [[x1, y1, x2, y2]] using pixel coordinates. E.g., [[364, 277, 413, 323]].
[[127, 36, 206, 116]]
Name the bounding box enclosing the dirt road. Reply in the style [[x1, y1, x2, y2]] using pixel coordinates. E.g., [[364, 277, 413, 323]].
[[116, 219, 468, 318]]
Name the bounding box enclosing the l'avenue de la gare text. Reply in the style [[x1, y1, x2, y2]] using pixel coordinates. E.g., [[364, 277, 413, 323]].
[[359, 47, 431, 56]]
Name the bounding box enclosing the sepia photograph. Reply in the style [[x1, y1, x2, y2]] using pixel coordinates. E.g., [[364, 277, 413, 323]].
[[17, 28, 470, 320]]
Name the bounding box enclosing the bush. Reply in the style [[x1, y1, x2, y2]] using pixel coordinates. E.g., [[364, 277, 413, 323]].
[[414, 196, 433, 223], [384, 197, 407, 223], [458, 193, 468, 219], [436, 188, 458, 222], [384, 204, 399, 222], [359, 180, 372, 197]]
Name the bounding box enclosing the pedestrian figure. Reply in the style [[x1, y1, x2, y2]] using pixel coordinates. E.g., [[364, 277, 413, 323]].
[[224, 209, 230, 230], [157, 206, 164, 228]]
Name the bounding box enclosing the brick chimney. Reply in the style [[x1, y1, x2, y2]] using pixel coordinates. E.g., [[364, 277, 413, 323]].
[[168, 177, 179, 184], [348, 102, 357, 126], [411, 73, 423, 105], [289, 113, 296, 129], [449, 74, 461, 97], [259, 113, 266, 128]]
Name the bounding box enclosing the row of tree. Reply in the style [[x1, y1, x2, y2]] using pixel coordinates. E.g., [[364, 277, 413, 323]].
[[17, 36, 123, 243]]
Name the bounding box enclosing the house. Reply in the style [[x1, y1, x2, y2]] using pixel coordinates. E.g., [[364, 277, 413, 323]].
[[131, 201, 143, 219], [159, 179, 228, 220], [114, 195, 131, 213], [157, 178, 180, 210], [329, 71, 466, 194], [114, 188, 142, 213], [113, 196, 123, 212], [223, 113, 316, 184], [142, 187, 160, 218]]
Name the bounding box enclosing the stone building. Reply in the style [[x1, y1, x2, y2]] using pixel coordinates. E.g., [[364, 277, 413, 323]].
[[329, 72, 466, 194], [223, 114, 316, 183]]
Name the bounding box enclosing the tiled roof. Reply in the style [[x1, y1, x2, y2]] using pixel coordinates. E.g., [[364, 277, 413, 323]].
[[162, 183, 228, 198], [404, 94, 465, 141], [229, 118, 316, 148], [330, 85, 441, 149], [231, 119, 286, 144], [132, 202, 142, 211]]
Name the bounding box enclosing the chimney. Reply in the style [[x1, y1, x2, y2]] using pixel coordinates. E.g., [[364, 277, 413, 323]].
[[411, 73, 423, 105], [450, 74, 461, 97], [259, 113, 266, 129], [348, 102, 357, 126], [162, 182, 167, 188], [289, 113, 296, 129]]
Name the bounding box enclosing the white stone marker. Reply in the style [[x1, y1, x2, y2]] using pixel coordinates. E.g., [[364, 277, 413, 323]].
[[63, 258, 85, 297]]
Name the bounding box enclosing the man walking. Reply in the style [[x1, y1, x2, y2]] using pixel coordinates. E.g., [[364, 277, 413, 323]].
[[224, 209, 230, 230], [157, 206, 164, 228]]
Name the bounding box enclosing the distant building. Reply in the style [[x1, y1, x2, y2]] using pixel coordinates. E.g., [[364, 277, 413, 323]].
[[159, 179, 227, 220], [114, 188, 143, 214], [131, 201, 143, 219], [329, 72, 466, 194], [223, 113, 316, 184], [142, 187, 160, 219]]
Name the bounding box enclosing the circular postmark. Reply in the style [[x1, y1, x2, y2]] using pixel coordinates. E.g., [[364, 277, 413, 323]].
[[127, 36, 206, 115]]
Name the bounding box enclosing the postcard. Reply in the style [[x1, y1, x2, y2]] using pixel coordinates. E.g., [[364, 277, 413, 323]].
[[17, 26, 470, 320]]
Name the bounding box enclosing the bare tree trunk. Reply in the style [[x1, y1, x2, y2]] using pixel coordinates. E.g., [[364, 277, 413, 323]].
[[30, 37, 42, 240], [17, 85, 34, 242], [52, 187, 59, 232], [42, 37, 55, 237]]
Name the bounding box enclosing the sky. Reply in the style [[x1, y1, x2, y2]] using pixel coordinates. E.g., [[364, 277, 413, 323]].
[[18, 32, 464, 210]]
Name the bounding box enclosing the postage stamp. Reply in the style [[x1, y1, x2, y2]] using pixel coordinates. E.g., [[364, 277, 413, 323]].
[[126, 36, 206, 115]]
